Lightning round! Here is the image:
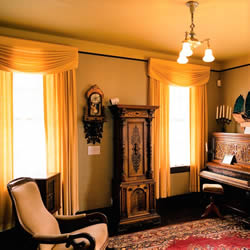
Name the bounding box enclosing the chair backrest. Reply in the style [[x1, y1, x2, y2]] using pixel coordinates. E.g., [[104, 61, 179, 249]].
[[7, 177, 61, 237]]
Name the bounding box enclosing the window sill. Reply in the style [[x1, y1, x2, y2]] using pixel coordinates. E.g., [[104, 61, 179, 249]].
[[170, 166, 190, 174]]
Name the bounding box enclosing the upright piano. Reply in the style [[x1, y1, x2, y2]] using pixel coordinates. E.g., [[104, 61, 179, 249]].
[[200, 132, 250, 222]]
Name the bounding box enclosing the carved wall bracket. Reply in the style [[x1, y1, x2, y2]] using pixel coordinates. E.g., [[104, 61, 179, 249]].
[[82, 119, 104, 144]]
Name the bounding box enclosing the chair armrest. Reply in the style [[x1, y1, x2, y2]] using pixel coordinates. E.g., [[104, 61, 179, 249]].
[[55, 212, 108, 233], [33, 233, 70, 244], [33, 232, 95, 249]]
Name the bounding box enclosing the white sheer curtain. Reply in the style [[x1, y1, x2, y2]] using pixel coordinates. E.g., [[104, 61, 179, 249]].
[[169, 86, 190, 167], [13, 73, 46, 178]]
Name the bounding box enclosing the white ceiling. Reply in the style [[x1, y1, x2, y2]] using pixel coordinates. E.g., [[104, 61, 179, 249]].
[[0, 0, 249, 62]]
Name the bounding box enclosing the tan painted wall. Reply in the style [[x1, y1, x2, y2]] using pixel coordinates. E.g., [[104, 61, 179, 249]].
[[207, 71, 221, 142], [76, 53, 148, 211], [221, 55, 250, 70], [76, 53, 219, 210], [220, 66, 250, 133], [170, 172, 190, 196]]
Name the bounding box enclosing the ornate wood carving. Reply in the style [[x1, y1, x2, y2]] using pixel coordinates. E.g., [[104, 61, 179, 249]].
[[214, 133, 250, 164], [131, 188, 146, 214], [83, 120, 104, 144], [150, 183, 155, 212], [109, 105, 160, 231], [124, 110, 148, 117], [131, 125, 141, 173], [146, 116, 153, 178]]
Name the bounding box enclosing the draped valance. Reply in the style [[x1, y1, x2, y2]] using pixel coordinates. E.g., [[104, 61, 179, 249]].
[[148, 58, 210, 87], [0, 36, 78, 74]]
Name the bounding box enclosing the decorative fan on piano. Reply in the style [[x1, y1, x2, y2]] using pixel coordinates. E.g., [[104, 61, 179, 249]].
[[232, 92, 250, 131]]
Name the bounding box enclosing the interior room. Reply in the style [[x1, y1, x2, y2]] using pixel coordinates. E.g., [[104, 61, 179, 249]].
[[0, 0, 249, 249]]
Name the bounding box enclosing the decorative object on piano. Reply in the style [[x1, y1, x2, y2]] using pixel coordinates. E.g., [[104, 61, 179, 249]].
[[246, 91, 250, 117], [216, 105, 232, 132], [232, 92, 250, 133], [82, 85, 105, 144], [222, 154, 236, 165], [233, 95, 244, 113]]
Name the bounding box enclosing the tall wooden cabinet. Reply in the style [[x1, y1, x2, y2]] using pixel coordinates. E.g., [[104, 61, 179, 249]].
[[109, 105, 160, 231]]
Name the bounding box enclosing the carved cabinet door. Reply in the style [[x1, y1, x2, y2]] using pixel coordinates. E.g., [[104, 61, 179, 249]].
[[124, 119, 148, 181]]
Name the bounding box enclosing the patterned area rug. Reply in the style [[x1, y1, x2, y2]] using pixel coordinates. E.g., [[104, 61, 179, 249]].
[[108, 216, 250, 249]]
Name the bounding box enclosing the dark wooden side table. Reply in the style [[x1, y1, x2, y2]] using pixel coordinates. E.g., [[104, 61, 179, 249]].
[[35, 172, 60, 214]]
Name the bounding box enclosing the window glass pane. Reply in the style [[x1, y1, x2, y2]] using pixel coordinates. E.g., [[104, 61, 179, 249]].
[[169, 86, 190, 167], [13, 73, 46, 178]]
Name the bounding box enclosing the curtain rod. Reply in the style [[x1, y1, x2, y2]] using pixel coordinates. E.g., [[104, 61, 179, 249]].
[[78, 51, 249, 73]]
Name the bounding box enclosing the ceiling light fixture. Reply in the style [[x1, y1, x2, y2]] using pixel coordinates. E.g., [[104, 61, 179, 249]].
[[177, 1, 215, 64]]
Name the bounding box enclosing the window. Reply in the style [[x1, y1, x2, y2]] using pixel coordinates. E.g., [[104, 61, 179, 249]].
[[13, 73, 46, 178], [169, 86, 190, 167]]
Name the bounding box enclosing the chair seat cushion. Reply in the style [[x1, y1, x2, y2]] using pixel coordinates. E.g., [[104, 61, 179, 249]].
[[202, 183, 224, 194], [52, 223, 108, 250]]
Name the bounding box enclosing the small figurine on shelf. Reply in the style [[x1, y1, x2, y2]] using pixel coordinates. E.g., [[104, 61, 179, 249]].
[[216, 104, 232, 132]]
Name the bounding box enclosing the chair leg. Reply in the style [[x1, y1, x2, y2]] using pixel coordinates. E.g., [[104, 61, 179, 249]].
[[201, 196, 223, 219]]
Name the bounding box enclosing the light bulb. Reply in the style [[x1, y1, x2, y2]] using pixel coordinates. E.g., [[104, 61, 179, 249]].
[[177, 55, 188, 64], [181, 42, 193, 57], [203, 48, 215, 62]]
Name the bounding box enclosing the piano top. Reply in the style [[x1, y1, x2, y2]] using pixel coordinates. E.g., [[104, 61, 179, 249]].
[[213, 132, 250, 140]]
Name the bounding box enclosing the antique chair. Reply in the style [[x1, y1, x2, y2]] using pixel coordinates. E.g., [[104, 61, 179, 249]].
[[7, 177, 109, 250]]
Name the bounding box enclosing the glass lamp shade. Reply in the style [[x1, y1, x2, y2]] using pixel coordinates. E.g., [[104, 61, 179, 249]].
[[181, 42, 193, 57], [177, 55, 188, 64], [203, 48, 215, 62]]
